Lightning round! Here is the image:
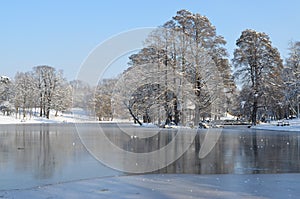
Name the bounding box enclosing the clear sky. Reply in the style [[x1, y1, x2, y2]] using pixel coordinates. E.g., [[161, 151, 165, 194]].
[[1, 0, 299, 80]]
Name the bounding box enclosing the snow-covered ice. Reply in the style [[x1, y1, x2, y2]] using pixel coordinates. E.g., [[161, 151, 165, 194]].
[[1, 174, 299, 199]]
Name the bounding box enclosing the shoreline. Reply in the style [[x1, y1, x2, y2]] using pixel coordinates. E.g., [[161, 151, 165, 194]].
[[1, 113, 300, 133]]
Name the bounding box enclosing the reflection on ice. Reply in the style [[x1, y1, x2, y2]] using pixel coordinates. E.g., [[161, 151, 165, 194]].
[[0, 123, 300, 190]]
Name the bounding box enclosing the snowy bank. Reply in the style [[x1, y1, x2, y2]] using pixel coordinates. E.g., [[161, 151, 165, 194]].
[[0, 108, 96, 124], [251, 119, 300, 132], [132, 123, 159, 128], [1, 174, 299, 199], [0, 114, 129, 125]]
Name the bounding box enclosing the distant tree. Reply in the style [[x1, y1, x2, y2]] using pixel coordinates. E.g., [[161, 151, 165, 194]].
[[233, 29, 283, 125], [14, 72, 37, 119], [51, 77, 72, 117], [93, 79, 115, 121], [70, 80, 93, 111], [0, 76, 14, 115], [33, 66, 62, 119], [0, 76, 13, 102]]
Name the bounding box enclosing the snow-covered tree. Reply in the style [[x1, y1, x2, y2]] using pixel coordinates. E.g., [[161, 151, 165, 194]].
[[70, 80, 94, 112], [284, 41, 300, 118], [93, 79, 115, 121], [0, 75, 14, 115], [140, 9, 232, 125], [51, 76, 72, 116], [33, 66, 64, 119], [14, 72, 37, 118], [233, 29, 283, 125]]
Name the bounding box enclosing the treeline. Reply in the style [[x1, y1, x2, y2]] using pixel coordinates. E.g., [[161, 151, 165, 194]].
[[1, 10, 299, 125], [0, 66, 72, 119], [96, 10, 300, 126], [0, 65, 106, 120]]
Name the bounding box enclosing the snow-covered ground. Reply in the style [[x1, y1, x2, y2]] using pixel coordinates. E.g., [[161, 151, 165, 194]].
[[1, 111, 299, 133], [1, 174, 299, 199], [0, 108, 92, 124], [0, 108, 132, 124], [132, 123, 159, 128], [251, 119, 300, 132]]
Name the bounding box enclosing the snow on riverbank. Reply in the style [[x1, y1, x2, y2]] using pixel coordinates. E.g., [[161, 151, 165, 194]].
[[251, 119, 300, 132], [1, 110, 299, 133], [1, 174, 299, 199], [0, 108, 133, 125], [0, 108, 94, 124]]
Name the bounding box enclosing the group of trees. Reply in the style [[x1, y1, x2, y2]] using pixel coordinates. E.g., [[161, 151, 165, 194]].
[[233, 33, 300, 125], [95, 9, 300, 126], [1, 10, 299, 125], [110, 10, 235, 126], [1, 66, 72, 119]]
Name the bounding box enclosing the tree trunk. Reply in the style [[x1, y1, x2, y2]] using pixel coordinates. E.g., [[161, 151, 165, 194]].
[[46, 110, 50, 119], [194, 104, 200, 126], [23, 106, 26, 119], [252, 99, 258, 126], [39, 93, 43, 117], [15, 107, 18, 119], [174, 97, 180, 125], [126, 106, 142, 126]]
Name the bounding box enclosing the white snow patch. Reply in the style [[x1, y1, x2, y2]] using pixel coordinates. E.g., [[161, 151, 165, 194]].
[[0, 108, 134, 124], [131, 123, 159, 128], [0, 108, 95, 124], [220, 112, 238, 120], [252, 119, 300, 132]]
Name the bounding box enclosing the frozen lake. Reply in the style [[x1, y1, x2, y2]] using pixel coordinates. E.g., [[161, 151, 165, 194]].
[[1, 123, 300, 191]]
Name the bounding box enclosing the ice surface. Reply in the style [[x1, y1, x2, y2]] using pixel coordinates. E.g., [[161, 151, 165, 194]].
[[1, 174, 299, 199]]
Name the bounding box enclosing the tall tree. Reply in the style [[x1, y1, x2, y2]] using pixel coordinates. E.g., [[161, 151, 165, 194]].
[[51, 77, 72, 117], [285, 41, 300, 118], [70, 80, 93, 111], [93, 79, 115, 121], [33, 66, 61, 119], [142, 10, 232, 125], [233, 29, 283, 125], [0, 76, 14, 115], [14, 72, 37, 119]]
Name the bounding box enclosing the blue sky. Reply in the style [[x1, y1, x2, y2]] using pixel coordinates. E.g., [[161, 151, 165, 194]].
[[1, 0, 299, 80]]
